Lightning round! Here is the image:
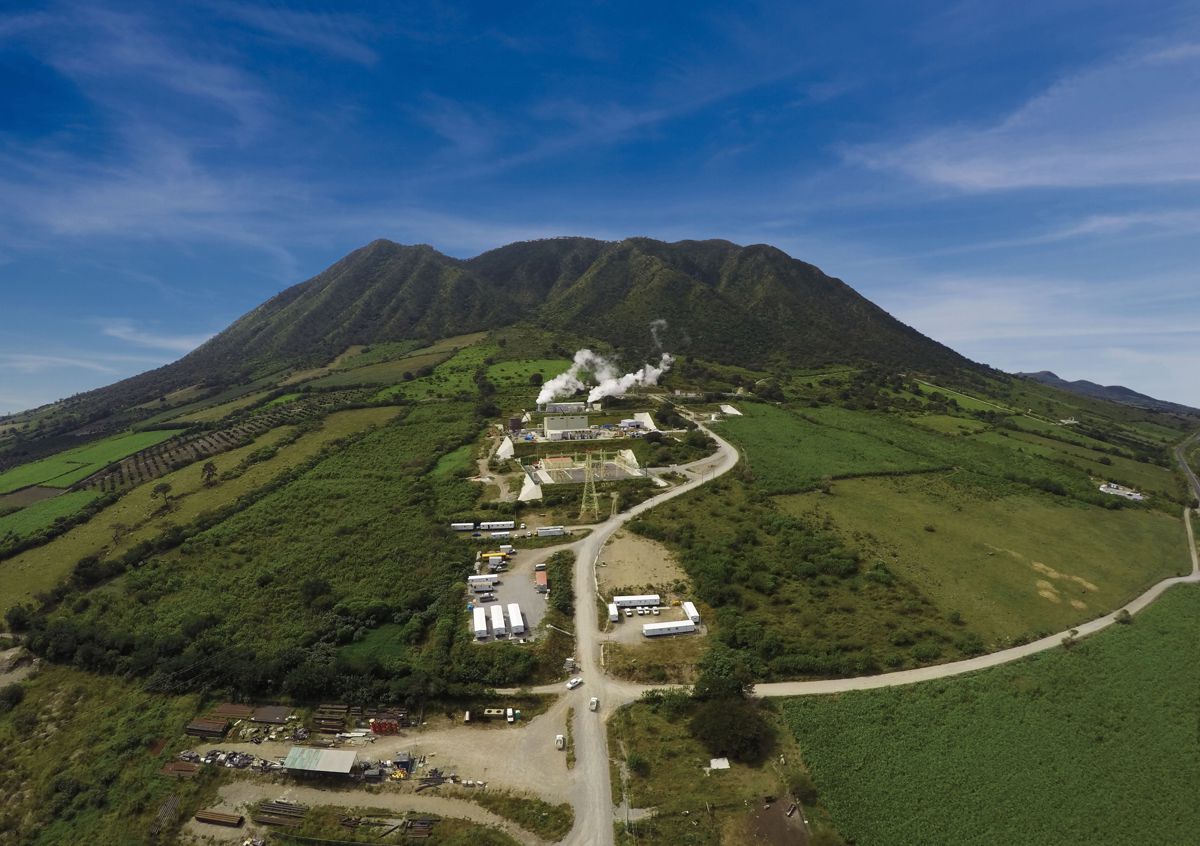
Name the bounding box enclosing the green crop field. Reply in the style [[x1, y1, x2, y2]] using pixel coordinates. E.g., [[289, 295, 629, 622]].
[[784, 585, 1200, 846], [486, 358, 572, 386], [0, 490, 101, 541], [375, 344, 501, 401], [779, 473, 1189, 641], [0, 430, 178, 494], [0, 408, 400, 612], [717, 403, 947, 492]]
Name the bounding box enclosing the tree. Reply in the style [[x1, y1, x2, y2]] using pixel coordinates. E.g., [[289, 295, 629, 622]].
[[111, 522, 129, 545], [0, 683, 25, 713], [690, 699, 773, 763], [692, 643, 754, 701], [201, 461, 217, 485], [529, 372, 544, 387], [151, 482, 172, 501]]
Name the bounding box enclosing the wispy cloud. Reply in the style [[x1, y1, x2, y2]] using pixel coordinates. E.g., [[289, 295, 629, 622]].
[[98, 319, 213, 353], [0, 353, 119, 375], [208, 2, 378, 65], [849, 40, 1200, 190]]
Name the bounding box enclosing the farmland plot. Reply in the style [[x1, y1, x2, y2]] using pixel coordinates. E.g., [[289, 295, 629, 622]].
[[0, 430, 178, 494]]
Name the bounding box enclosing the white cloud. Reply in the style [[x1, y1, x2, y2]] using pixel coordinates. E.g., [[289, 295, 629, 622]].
[[849, 40, 1200, 190], [209, 2, 378, 65], [99, 319, 213, 353], [0, 353, 119, 375]]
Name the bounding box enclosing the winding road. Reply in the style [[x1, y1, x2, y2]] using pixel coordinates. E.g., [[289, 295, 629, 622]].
[[552, 421, 1200, 846]]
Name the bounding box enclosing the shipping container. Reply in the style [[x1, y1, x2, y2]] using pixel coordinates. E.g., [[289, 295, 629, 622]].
[[612, 594, 661, 608], [607, 602, 619, 623], [536, 525, 566, 537], [507, 603, 525, 635], [490, 604, 507, 637], [681, 601, 701, 624], [480, 520, 516, 531], [450, 522, 476, 531], [472, 607, 488, 639], [642, 620, 696, 637]]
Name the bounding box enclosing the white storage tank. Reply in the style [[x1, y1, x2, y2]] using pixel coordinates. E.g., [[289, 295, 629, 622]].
[[472, 606, 488, 639], [490, 604, 507, 637], [507, 603, 525, 635]]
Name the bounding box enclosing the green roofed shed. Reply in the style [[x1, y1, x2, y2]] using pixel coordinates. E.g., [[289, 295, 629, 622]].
[[283, 747, 357, 776]]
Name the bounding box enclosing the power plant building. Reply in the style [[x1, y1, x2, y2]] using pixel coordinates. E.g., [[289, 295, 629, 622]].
[[543, 415, 592, 441]]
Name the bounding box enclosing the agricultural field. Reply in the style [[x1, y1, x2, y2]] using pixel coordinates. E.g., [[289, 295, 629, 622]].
[[0, 490, 101, 542], [783, 585, 1200, 846], [306, 348, 457, 388], [0, 429, 178, 494], [0, 665, 203, 843], [485, 358, 572, 387], [165, 389, 272, 423], [375, 344, 501, 402], [780, 473, 1189, 641], [0, 407, 400, 612]]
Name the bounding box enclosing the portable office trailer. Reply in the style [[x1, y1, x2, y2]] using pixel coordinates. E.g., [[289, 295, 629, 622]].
[[536, 525, 566, 537], [612, 594, 661, 608], [642, 620, 696, 637], [472, 583, 496, 594], [607, 602, 619, 623], [468, 574, 499, 585], [681, 601, 701, 624], [490, 604, 507, 637], [490, 531, 511, 539], [450, 522, 476, 531], [499, 544, 514, 554], [507, 603, 525, 635], [472, 607, 488, 639], [480, 520, 516, 531]]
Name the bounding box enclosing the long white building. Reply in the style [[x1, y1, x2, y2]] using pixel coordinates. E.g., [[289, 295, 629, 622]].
[[612, 594, 661, 608]]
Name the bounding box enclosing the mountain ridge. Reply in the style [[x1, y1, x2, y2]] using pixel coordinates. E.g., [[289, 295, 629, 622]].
[[1018, 371, 1199, 415]]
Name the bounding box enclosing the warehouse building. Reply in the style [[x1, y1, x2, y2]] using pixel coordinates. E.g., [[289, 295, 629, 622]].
[[543, 415, 592, 441]]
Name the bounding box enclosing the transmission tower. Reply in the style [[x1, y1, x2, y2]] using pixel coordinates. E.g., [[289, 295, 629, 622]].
[[579, 452, 602, 520]]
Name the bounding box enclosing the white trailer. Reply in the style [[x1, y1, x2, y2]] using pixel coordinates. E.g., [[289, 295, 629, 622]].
[[468, 574, 499, 586], [490, 604, 507, 637], [507, 603, 525, 635], [642, 620, 696, 637], [472, 607, 488, 639], [480, 520, 516, 531], [499, 544, 514, 554], [607, 602, 619, 623], [451, 522, 476, 531], [471, 583, 496, 595], [490, 531, 511, 539], [681, 601, 701, 624], [612, 594, 661, 609], [536, 525, 566, 537]]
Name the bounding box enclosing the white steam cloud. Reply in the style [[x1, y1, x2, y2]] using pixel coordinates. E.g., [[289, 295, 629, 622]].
[[537, 349, 674, 405]]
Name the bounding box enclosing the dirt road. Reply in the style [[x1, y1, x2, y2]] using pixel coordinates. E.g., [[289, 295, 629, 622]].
[[183, 780, 553, 846]]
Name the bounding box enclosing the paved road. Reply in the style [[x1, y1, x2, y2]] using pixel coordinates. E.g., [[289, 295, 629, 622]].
[[559, 424, 742, 846]]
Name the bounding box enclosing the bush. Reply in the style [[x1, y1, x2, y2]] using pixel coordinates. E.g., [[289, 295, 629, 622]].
[[0, 683, 24, 713], [626, 751, 650, 777]]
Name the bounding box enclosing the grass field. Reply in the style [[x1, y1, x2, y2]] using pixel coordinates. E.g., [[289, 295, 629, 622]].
[[485, 358, 573, 387], [783, 584, 1200, 846], [307, 349, 457, 388], [0, 490, 101, 541], [166, 389, 272, 423], [0, 665, 203, 842], [779, 473, 1189, 641], [0, 407, 400, 612], [375, 344, 501, 401], [0, 430, 178, 494], [718, 403, 947, 493]]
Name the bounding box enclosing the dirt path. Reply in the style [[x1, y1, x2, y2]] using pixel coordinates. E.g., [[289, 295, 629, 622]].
[[183, 780, 553, 845]]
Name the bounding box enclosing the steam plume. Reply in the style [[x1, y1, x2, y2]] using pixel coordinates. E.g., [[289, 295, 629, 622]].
[[649, 318, 668, 350], [587, 353, 674, 403], [537, 349, 674, 404]]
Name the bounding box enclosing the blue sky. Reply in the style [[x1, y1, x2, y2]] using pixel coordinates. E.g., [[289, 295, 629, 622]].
[[1, 0, 1199, 412]]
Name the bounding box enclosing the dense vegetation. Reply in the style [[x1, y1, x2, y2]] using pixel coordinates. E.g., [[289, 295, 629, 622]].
[[784, 585, 1200, 846]]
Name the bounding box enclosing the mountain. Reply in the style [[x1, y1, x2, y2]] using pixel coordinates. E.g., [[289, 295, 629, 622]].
[[7, 237, 982, 443], [1018, 371, 1199, 415]]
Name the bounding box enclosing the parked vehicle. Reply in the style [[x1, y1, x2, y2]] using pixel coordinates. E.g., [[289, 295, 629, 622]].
[[566, 677, 583, 690], [555, 734, 566, 750], [589, 697, 599, 712], [652, 608, 661, 615], [624, 608, 633, 618]]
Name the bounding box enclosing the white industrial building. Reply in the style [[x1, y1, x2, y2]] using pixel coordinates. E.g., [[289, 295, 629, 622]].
[[543, 415, 592, 441], [612, 594, 661, 608], [541, 401, 589, 414], [642, 620, 696, 637]]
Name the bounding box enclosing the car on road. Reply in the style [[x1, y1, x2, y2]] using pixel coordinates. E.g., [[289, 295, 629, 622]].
[[566, 677, 583, 690], [589, 697, 599, 712]]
